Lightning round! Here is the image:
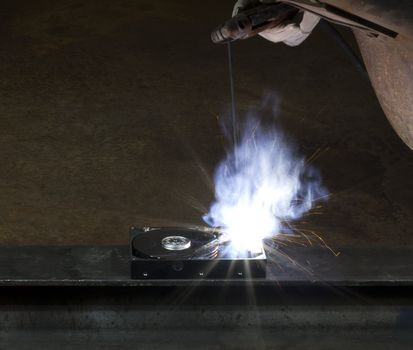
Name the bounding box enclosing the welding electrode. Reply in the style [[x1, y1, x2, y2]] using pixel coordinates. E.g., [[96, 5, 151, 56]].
[[211, 3, 298, 44]]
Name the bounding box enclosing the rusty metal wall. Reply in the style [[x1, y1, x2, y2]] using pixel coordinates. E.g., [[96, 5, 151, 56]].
[[355, 30, 413, 150], [320, 0, 413, 39]]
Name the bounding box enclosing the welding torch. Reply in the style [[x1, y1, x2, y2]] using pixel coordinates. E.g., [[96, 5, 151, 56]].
[[211, 2, 299, 44]]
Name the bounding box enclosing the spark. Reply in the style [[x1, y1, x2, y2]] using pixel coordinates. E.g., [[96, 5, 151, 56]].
[[203, 99, 328, 254]]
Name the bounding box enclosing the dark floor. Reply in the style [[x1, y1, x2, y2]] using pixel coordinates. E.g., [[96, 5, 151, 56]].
[[0, 285, 412, 349], [0, 0, 412, 246], [2, 329, 412, 350]]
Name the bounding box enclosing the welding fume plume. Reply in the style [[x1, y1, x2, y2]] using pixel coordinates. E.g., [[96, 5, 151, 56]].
[[203, 96, 327, 253]]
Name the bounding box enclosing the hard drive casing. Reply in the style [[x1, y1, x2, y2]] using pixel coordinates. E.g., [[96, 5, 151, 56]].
[[130, 227, 267, 279]]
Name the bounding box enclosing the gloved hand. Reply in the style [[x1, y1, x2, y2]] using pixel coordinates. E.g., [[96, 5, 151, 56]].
[[233, 0, 320, 46]]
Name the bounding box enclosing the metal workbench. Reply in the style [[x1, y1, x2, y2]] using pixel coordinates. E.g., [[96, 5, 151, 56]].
[[0, 246, 412, 349], [0, 245, 411, 286]]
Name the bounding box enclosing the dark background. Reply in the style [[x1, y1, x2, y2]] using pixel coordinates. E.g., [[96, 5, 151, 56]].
[[0, 0, 412, 247]]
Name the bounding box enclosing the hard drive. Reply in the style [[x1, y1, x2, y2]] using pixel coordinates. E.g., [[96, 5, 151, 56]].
[[130, 227, 267, 279]]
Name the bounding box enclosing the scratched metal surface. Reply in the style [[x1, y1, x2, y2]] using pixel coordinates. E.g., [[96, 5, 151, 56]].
[[0, 245, 411, 286]]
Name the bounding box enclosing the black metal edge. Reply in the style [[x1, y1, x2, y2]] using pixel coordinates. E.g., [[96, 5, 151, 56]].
[[0, 279, 413, 287], [0, 284, 413, 307]]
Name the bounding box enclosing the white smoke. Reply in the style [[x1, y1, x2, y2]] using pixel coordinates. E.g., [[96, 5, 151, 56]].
[[203, 98, 327, 253]]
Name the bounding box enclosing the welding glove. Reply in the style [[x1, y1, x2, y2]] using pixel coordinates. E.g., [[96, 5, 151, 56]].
[[233, 0, 320, 46]]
